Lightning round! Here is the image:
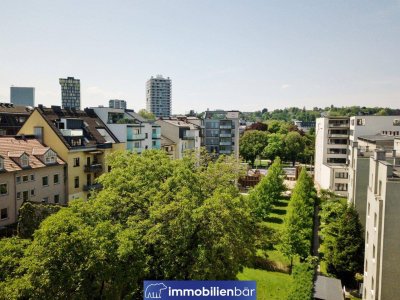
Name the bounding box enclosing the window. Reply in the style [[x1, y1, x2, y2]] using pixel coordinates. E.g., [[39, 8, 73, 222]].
[[374, 213, 377, 228], [73, 157, 80, 167], [335, 183, 348, 191], [23, 191, 29, 201], [367, 231, 369, 244], [30, 174, 35, 181], [74, 176, 79, 188], [42, 176, 49, 186], [16, 176, 21, 184], [0, 208, 8, 220], [42, 197, 49, 203], [378, 180, 382, 196], [372, 277, 374, 292], [54, 194, 60, 204], [335, 172, 348, 179], [365, 260, 368, 272], [368, 203, 370, 216], [356, 118, 365, 126], [54, 174, 60, 184], [31, 189, 35, 196], [393, 119, 400, 126], [17, 192, 21, 200], [0, 183, 7, 195], [23, 175, 29, 182], [20, 155, 29, 167]]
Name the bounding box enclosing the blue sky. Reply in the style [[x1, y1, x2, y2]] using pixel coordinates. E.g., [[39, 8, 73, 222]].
[[1, 0, 399, 113]]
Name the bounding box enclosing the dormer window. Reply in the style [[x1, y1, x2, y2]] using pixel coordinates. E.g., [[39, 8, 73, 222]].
[[20, 154, 29, 168], [43, 149, 57, 164]]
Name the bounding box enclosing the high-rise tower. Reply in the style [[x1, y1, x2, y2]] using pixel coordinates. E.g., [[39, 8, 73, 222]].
[[146, 75, 171, 117], [59, 77, 80, 109]]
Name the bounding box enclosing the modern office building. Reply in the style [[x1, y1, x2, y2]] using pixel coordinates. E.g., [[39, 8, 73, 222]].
[[362, 147, 400, 300], [315, 115, 400, 196], [0, 136, 66, 227], [202, 110, 240, 158], [91, 106, 161, 153], [109, 99, 127, 109], [156, 117, 201, 159], [10, 87, 35, 107], [146, 75, 171, 117], [59, 77, 80, 109], [18, 105, 124, 201], [0, 103, 33, 136]]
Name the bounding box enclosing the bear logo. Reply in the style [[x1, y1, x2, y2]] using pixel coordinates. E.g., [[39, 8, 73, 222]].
[[145, 283, 168, 299]]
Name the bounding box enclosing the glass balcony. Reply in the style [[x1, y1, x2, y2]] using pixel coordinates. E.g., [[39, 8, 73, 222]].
[[84, 163, 103, 173], [60, 129, 83, 136], [128, 133, 146, 140], [83, 183, 102, 192]]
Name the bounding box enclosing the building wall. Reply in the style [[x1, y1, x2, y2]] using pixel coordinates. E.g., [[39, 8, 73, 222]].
[[0, 172, 16, 226], [10, 87, 35, 107], [146, 76, 172, 117]]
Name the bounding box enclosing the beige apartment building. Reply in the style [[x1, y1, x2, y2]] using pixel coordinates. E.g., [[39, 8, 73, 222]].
[[0, 136, 66, 227], [363, 147, 400, 300]]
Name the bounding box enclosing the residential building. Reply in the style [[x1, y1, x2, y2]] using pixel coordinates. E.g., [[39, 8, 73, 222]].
[[161, 136, 176, 159], [0, 136, 66, 227], [315, 116, 400, 196], [18, 105, 124, 201], [362, 148, 400, 300], [156, 117, 201, 159], [293, 119, 316, 133], [348, 135, 395, 227], [146, 75, 171, 117], [91, 106, 161, 153], [59, 77, 80, 109], [202, 110, 240, 158], [10, 87, 35, 107], [0, 103, 33, 136], [109, 99, 127, 109]]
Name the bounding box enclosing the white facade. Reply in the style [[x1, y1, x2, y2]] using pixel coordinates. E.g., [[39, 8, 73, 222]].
[[91, 107, 161, 153], [109, 99, 127, 109]]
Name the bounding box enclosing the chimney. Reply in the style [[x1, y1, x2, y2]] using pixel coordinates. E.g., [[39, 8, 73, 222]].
[[374, 149, 386, 161]]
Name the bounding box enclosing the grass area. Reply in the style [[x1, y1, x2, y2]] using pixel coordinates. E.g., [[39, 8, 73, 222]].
[[238, 268, 293, 300], [254, 159, 270, 168]]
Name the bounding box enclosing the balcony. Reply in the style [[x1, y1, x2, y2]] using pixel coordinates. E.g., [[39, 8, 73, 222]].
[[328, 123, 349, 128], [83, 183, 102, 192], [152, 132, 161, 139], [60, 129, 83, 136], [128, 133, 146, 140], [219, 141, 232, 146], [219, 133, 232, 138], [84, 163, 103, 173], [220, 125, 232, 129], [328, 134, 349, 138], [219, 149, 232, 154], [182, 131, 196, 140]]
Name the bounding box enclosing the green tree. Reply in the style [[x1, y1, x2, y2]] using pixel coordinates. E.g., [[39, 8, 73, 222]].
[[239, 130, 269, 166], [280, 168, 316, 271], [262, 133, 285, 161], [138, 109, 156, 121], [249, 157, 286, 220], [287, 258, 316, 300], [285, 131, 305, 166]]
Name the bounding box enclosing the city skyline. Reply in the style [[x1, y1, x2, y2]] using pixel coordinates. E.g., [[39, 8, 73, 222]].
[[1, 1, 400, 113]]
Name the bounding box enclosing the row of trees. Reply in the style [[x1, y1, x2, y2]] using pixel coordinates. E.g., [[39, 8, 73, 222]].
[[239, 121, 315, 166], [319, 194, 364, 287], [0, 150, 259, 299]]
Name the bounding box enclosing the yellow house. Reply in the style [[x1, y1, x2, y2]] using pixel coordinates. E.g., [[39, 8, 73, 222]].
[[18, 106, 125, 201]]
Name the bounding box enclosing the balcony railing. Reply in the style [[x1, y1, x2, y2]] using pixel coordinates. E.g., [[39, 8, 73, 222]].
[[328, 123, 349, 128], [128, 133, 146, 140], [219, 141, 232, 146], [219, 133, 232, 138], [152, 132, 161, 139], [84, 163, 103, 173], [83, 183, 103, 192], [220, 125, 233, 129], [60, 129, 83, 136], [219, 149, 232, 154]]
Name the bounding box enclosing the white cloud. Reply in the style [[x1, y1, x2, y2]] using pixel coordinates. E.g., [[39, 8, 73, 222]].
[[281, 84, 290, 89]]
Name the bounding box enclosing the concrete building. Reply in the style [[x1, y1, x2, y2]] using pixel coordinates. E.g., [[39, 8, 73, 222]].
[[293, 120, 316, 133], [91, 106, 161, 153], [0, 103, 33, 136], [109, 99, 127, 109], [315, 116, 400, 196], [362, 148, 400, 300], [348, 135, 395, 228], [156, 117, 201, 159], [146, 75, 171, 117], [202, 110, 240, 158], [0, 136, 66, 227], [59, 77, 80, 109], [18, 105, 124, 201], [10, 87, 35, 107]]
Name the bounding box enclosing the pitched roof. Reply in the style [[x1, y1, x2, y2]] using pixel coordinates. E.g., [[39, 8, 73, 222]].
[[314, 275, 344, 300], [161, 135, 175, 146], [36, 106, 120, 149], [0, 136, 65, 172], [0, 103, 33, 114]]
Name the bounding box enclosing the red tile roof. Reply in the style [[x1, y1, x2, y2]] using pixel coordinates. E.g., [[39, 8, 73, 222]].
[[0, 137, 65, 172]]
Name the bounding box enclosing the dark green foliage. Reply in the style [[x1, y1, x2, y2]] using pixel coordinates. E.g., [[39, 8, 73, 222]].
[[239, 130, 269, 166], [17, 202, 62, 238], [249, 157, 286, 220], [287, 258, 316, 300], [280, 168, 316, 270]]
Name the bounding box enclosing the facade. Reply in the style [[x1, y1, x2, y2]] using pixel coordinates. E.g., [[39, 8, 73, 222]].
[[315, 116, 400, 196], [362, 148, 400, 300], [109, 99, 127, 109], [161, 136, 177, 159], [146, 75, 171, 117], [59, 77, 81, 109], [10, 87, 35, 107], [0, 136, 66, 227], [348, 135, 395, 228], [293, 120, 316, 133], [202, 110, 240, 158], [156, 117, 201, 159], [91, 106, 161, 153], [0, 103, 33, 136], [18, 106, 124, 201]]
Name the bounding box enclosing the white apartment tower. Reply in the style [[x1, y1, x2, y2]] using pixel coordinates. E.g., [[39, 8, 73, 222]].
[[146, 75, 171, 118]]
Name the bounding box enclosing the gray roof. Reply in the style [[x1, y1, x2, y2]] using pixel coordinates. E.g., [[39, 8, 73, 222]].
[[358, 134, 395, 143], [314, 275, 344, 300]]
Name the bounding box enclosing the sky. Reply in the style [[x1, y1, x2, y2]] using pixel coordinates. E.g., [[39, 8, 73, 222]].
[[1, 0, 400, 114]]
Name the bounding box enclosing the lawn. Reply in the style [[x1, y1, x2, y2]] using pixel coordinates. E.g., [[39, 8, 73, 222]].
[[238, 268, 293, 300]]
